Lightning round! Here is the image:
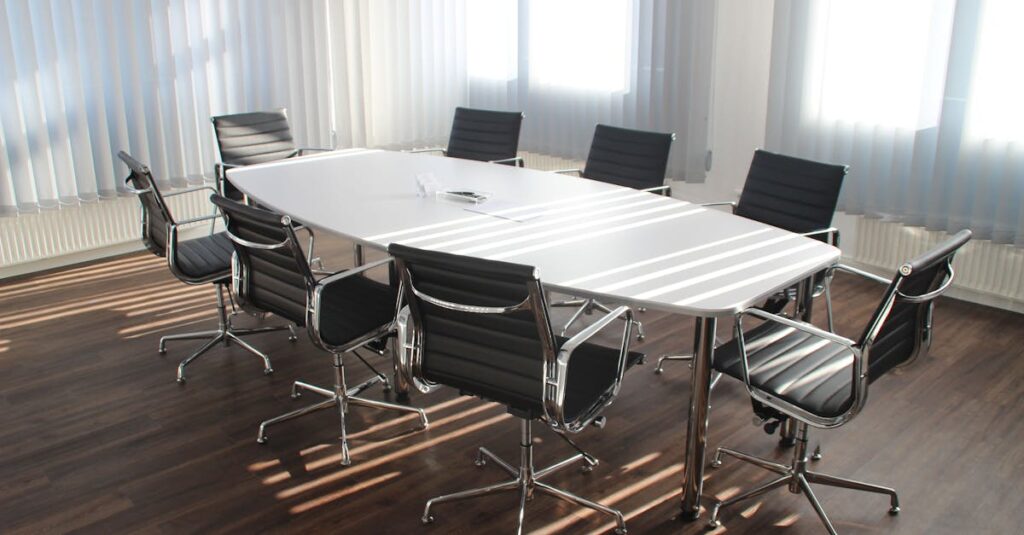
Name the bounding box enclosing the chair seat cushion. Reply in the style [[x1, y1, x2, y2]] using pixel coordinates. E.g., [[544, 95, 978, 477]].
[[562, 338, 645, 421], [316, 275, 398, 348], [174, 232, 233, 282], [713, 320, 854, 419]]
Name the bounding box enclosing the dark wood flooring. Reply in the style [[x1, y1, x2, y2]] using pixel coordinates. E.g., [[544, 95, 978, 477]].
[[1, 234, 1022, 534]]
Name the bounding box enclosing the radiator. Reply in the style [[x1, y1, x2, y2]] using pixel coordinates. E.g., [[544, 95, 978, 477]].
[[0, 189, 216, 276], [847, 217, 1024, 312]]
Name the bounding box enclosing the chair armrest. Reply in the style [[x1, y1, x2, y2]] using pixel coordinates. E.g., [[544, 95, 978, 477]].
[[544, 305, 635, 433], [409, 147, 447, 156], [315, 256, 393, 287], [551, 168, 582, 176], [733, 307, 864, 427], [172, 214, 221, 227], [700, 201, 737, 213], [834, 264, 891, 285], [740, 307, 857, 348], [641, 185, 671, 196], [489, 156, 525, 167], [801, 227, 840, 246], [163, 185, 219, 198], [296, 147, 333, 156]]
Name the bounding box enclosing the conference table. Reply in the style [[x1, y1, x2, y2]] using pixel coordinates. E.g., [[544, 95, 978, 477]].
[[227, 148, 840, 520]]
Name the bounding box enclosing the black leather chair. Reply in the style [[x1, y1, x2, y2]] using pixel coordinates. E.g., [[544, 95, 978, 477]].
[[211, 108, 332, 271], [551, 124, 675, 339], [210, 195, 427, 466], [705, 230, 972, 533], [389, 243, 644, 535], [412, 106, 525, 166], [655, 149, 848, 373], [211, 108, 332, 200], [117, 151, 294, 383]]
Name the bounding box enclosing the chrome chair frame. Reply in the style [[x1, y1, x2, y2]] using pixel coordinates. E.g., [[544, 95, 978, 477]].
[[119, 152, 295, 383], [220, 214, 427, 466], [707, 243, 965, 533], [393, 256, 634, 534]]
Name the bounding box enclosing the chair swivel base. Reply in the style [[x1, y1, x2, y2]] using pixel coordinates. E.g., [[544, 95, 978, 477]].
[[551, 297, 645, 341], [158, 283, 297, 384], [422, 419, 627, 535], [707, 423, 898, 535], [256, 350, 428, 466]]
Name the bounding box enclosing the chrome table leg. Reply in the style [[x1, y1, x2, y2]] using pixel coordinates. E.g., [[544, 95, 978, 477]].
[[681, 316, 716, 520]]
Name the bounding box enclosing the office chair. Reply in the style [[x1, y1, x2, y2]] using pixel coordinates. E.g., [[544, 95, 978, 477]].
[[655, 149, 847, 374], [210, 195, 428, 466], [389, 243, 644, 535], [411, 106, 525, 166], [551, 124, 676, 340], [117, 151, 294, 383], [211, 108, 332, 271], [705, 229, 971, 533]]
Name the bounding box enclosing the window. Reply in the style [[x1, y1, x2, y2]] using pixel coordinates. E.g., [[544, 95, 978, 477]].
[[805, 0, 954, 129], [466, 0, 518, 81], [528, 0, 632, 92], [965, 0, 1024, 142]]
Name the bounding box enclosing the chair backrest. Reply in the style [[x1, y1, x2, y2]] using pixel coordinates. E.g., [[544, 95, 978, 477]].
[[211, 108, 297, 167], [736, 150, 847, 236], [857, 229, 972, 382], [582, 124, 674, 190], [209, 194, 313, 326], [445, 107, 524, 163], [389, 243, 558, 417], [118, 151, 175, 257]]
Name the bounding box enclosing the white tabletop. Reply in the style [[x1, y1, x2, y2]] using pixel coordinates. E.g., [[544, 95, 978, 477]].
[[227, 149, 840, 318]]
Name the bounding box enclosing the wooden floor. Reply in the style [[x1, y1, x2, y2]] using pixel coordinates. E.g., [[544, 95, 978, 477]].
[[2, 234, 1022, 534]]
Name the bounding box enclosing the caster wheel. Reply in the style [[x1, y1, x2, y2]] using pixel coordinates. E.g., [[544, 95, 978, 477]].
[[176, 377, 186, 385], [474, 459, 486, 467], [581, 464, 594, 474], [381, 382, 392, 393], [636, 334, 645, 342], [614, 528, 627, 535], [706, 519, 720, 530], [264, 367, 274, 376], [158, 348, 167, 355], [889, 506, 900, 515], [291, 392, 302, 400], [422, 515, 434, 525], [257, 436, 267, 444], [710, 458, 722, 468], [288, 336, 298, 342], [654, 367, 664, 375]]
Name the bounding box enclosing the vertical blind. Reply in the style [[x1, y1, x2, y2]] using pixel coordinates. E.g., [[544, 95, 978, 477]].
[[0, 0, 716, 216], [767, 0, 1024, 246]]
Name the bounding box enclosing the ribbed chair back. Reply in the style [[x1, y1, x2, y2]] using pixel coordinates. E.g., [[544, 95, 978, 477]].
[[211, 108, 297, 167], [858, 229, 972, 382], [118, 151, 174, 257], [736, 150, 847, 236], [389, 243, 557, 417], [210, 195, 313, 327], [445, 107, 524, 163], [582, 124, 674, 190]]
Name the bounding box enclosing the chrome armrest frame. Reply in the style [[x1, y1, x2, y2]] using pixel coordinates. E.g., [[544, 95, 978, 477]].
[[544, 305, 634, 434], [308, 257, 397, 355], [641, 184, 672, 196], [409, 147, 447, 156], [164, 214, 231, 286], [552, 168, 582, 176], [163, 185, 219, 198], [489, 156, 525, 167], [296, 147, 332, 156], [834, 263, 892, 285], [700, 200, 737, 213], [733, 307, 866, 429]]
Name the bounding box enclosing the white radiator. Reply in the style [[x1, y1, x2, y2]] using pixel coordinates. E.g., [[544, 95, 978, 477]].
[[0, 189, 216, 277], [847, 217, 1024, 313]]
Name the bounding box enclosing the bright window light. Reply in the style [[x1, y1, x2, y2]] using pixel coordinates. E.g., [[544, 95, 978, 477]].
[[466, 0, 518, 81], [528, 0, 632, 92], [965, 0, 1024, 142], [807, 0, 953, 129]]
